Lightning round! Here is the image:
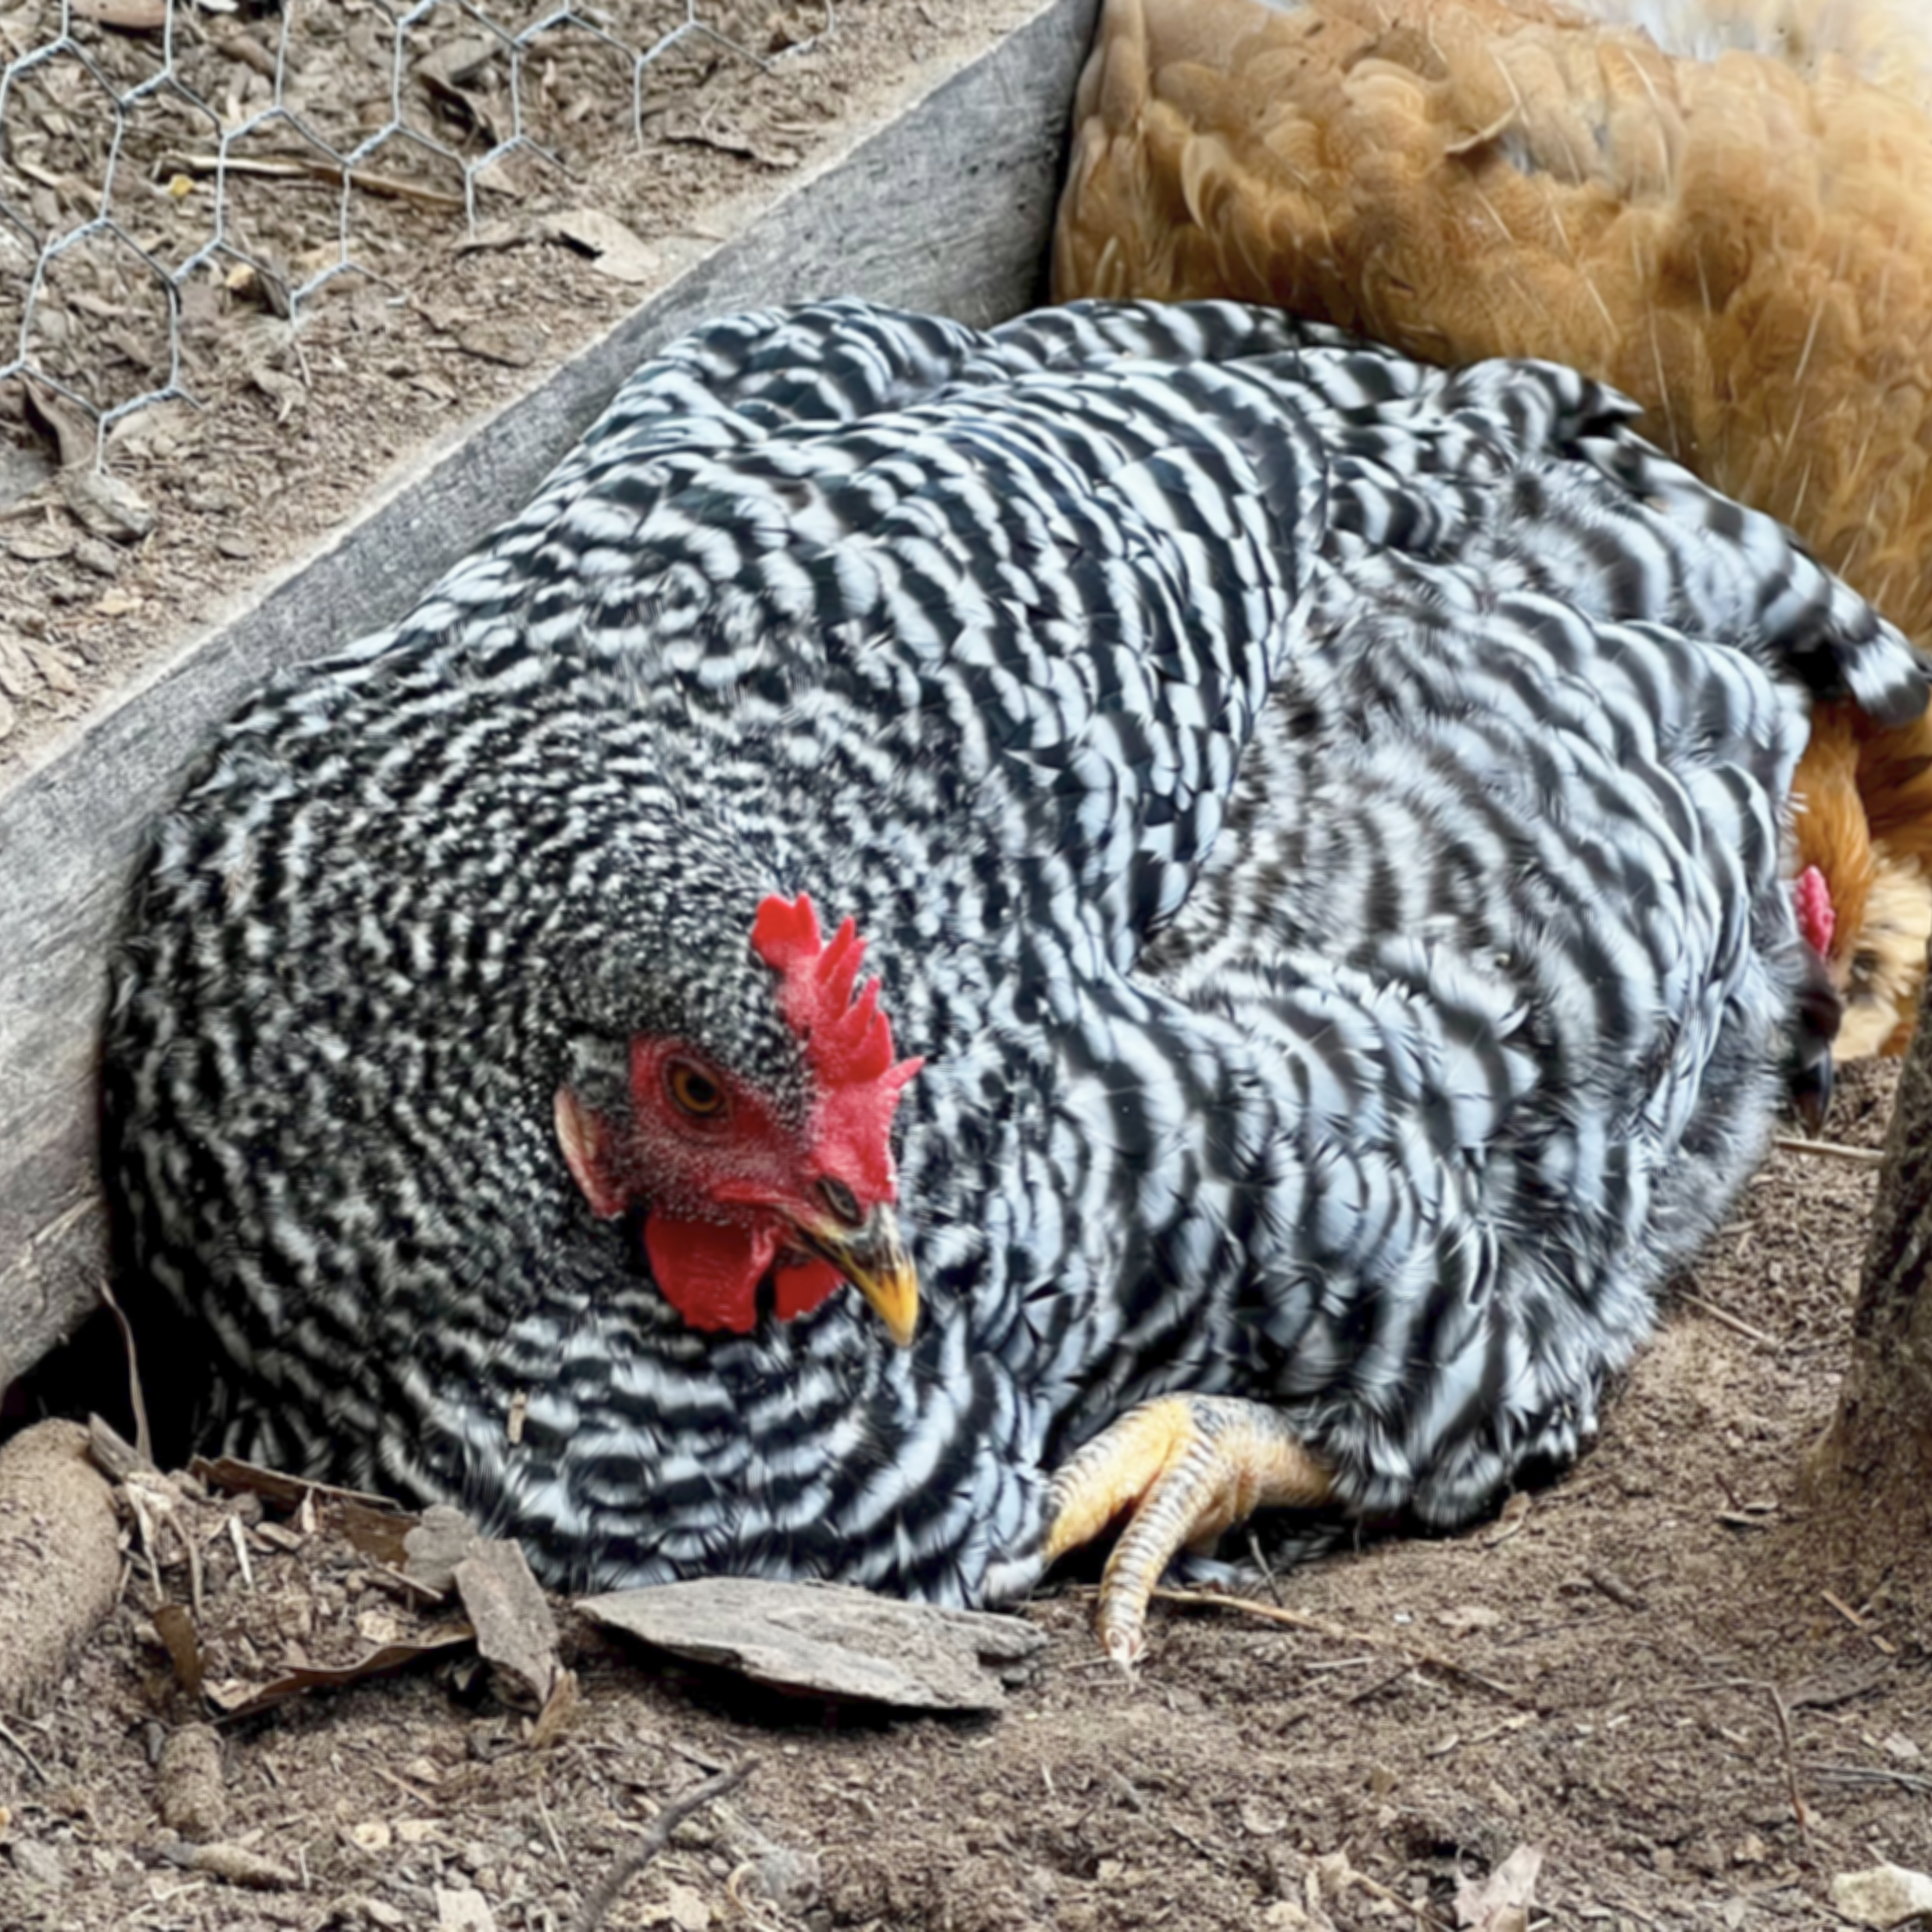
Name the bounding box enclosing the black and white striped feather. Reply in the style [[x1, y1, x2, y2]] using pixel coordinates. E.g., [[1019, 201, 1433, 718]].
[[105, 299, 1927, 1603]]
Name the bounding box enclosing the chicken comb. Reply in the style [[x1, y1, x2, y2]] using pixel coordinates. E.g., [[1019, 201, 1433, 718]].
[[750, 893, 924, 1094], [1795, 864, 1836, 959]]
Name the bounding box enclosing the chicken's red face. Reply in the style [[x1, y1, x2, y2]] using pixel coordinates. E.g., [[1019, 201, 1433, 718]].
[[554, 893, 924, 1343]]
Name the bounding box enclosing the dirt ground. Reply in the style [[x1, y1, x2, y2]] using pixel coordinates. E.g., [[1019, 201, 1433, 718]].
[[1, 1060, 1928, 1932], [0, 0, 1043, 773]]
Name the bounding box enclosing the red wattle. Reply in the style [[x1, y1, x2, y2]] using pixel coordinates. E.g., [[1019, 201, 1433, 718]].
[[643, 1212, 775, 1334], [642, 1215, 849, 1332], [773, 1254, 845, 1322]]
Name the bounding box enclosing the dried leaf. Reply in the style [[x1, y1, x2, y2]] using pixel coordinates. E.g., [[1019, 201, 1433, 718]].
[[152, 1603, 205, 1699], [201, 1626, 475, 1718], [541, 208, 661, 284], [59, 466, 155, 542], [22, 384, 95, 468], [1455, 1844, 1543, 1932]]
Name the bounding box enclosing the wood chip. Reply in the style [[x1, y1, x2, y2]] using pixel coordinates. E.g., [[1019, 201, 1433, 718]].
[[72, 0, 166, 28], [578, 1577, 1046, 1712], [402, 1503, 483, 1593], [1585, 1566, 1648, 1612], [436, 1884, 499, 1932], [449, 219, 529, 257], [1433, 1605, 1504, 1634], [453, 1539, 567, 1710], [1830, 1862, 1932, 1928], [73, 534, 123, 577], [0, 635, 32, 699], [168, 1839, 299, 1889], [0, 1422, 123, 1715], [664, 1880, 712, 1931], [6, 526, 73, 564], [454, 324, 540, 369], [24, 644, 77, 695], [156, 1723, 226, 1841]]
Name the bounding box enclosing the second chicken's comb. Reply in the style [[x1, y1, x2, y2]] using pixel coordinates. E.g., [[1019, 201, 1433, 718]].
[[751, 892, 921, 1093], [1794, 864, 1836, 958]]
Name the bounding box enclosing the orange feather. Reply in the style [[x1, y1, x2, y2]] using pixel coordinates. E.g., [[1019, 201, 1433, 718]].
[[1056, 0, 1932, 1053]]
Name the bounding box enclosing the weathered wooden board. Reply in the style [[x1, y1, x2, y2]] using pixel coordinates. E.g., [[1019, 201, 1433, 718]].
[[0, 0, 1100, 1393]]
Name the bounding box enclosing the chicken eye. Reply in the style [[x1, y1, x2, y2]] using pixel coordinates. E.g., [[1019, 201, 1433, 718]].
[[666, 1060, 726, 1118], [1852, 950, 1881, 989], [818, 1176, 862, 1227]]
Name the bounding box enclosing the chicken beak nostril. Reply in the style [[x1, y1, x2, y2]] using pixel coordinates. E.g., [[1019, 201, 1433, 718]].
[[796, 1203, 920, 1347]]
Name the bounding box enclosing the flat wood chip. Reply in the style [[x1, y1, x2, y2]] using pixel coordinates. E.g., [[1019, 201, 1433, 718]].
[[453, 1539, 567, 1709], [578, 1577, 1046, 1712]]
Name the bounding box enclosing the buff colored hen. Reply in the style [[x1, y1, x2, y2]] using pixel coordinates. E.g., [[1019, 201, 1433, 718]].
[[1055, 0, 1932, 1055]]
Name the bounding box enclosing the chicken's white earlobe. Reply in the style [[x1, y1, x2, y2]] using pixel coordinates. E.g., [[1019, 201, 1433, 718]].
[[555, 1085, 627, 1218]]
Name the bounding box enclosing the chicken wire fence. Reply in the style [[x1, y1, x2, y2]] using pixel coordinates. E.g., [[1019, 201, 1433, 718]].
[[0, 0, 829, 460]]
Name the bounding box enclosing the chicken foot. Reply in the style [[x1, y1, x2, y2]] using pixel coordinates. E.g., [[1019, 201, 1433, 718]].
[[1042, 1394, 1333, 1668]]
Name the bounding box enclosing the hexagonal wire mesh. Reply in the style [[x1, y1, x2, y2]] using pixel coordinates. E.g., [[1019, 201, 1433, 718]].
[[0, 0, 830, 461]]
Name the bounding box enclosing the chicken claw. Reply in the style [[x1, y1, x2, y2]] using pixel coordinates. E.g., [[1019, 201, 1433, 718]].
[[1043, 1394, 1333, 1668]]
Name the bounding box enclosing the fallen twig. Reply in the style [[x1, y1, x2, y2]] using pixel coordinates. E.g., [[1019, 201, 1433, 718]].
[[1347, 1862, 1457, 1929], [0, 1714, 48, 1784], [1771, 1134, 1886, 1168], [1812, 1762, 1932, 1796], [1674, 1290, 1779, 1348], [573, 1762, 754, 1932], [160, 151, 469, 210], [1584, 1565, 1648, 1612], [1819, 1590, 1900, 1656], [226, 1514, 256, 1594], [538, 1783, 582, 1912], [1148, 1587, 1531, 1706], [1767, 1683, 1810, 1850]]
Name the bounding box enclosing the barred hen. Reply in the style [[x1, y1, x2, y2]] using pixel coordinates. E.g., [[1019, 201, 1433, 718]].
[[106, 299, 1926, 1662], [1054, 0, 1932, 1057]]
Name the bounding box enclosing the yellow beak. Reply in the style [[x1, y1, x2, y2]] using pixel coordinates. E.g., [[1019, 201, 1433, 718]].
[[797, 1204, 920, 1347]]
